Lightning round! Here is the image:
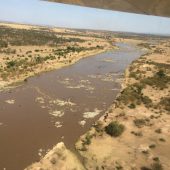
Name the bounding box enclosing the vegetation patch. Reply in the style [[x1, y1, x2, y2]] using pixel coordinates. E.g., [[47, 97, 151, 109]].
[[155, 129, 162, 134], [93, 121, 103, 133], [151, 162, 163, 170], [105, 121, 125, 137], [80, 133, 94, 151], [133, 118, 150, 128], [154, 48, 165, 54], [131, 131, 143, 137], [0, 26, 85, 47], [159, 97, 170, 113], [141, 162, 163, 170], [117, 83, 153, 108], [137, 43, 152, 49], [141, 70, 170, 89], [0, 40, 8, 48], [148, 61, 170, 71], [149, 144, 156, 149]]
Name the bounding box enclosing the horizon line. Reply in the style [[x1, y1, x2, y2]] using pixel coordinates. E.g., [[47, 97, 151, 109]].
[[1, 19, 170, 37]]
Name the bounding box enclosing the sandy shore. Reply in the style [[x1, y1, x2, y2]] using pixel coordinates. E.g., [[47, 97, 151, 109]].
[[0, 47, 112, 91]]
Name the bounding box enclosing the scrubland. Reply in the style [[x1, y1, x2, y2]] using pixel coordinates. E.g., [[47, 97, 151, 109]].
[[0, 22, 113, 90]]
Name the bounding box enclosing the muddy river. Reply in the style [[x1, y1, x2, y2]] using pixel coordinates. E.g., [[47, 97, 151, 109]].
[[0, 43, 142, 170]]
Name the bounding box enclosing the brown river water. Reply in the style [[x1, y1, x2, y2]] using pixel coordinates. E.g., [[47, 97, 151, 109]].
[[0, 43, 142, 170]]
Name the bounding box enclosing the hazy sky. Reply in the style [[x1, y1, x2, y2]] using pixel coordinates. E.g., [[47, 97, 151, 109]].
[[0, 0, 170, 35]]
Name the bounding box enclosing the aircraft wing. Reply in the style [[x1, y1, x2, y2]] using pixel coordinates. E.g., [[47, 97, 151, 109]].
[[45, 0, 170, 18]]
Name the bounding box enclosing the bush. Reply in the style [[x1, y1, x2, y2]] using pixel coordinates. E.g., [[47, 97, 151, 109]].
[[6, 60, 16, 68], [151, 162, 163, 170], [141, 70, 170, 89], [1, 72, 8, 80], [35, 49, 40, 52], [159, 97, 170, 112], [131, 131, 143, 137], [82, 133, 93, 146], [1, 48, 16, 54], [149, 144, 156, 149], [141, 167, 151, 170], [159, 138, 166, 142], [129, 72, 138, 79], [50, 157, 56, 164], [0, 40, 8, 48], [85, 135, 91, 145], [128, 103, 136, 109], [93, 121, 103, 133], [134, 118, 149, 128], [105, 121, 125, 137], [156, 70, 166, 78], [141, 162, 163, 170], [155, 129, 162, 134], [35, 56, 43, 64], [137, 43, 152, 49], [153, 157, 160, 162], [117, 83, 153, 108], [142, 96, 153, 108]]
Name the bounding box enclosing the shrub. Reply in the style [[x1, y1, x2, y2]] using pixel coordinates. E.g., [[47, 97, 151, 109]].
[[128, 103, 136, 109], [50, 158, 56, 164], [82, 133, 93, 146], [105, 121, 125, 137], [153, 157, 160, 162], [117, 83, 153, 108], [142, 96, 153, 108], [35, 56, 43, 64], [131, 131, 143, 137], [129, 72, 138, 79], [155, 129, 162, 134], [141, 70, 170, 89], [96, 45, 101, 48], [154, 48, 164, 54], [149, 144, 156, 149], [35, 49, 40, 52], [6, 61, 16, 68], [159, 97, 170, 112], [134, 118, 149, 128], [1, 72, 8, 80], [0, 40, 8, 48], [137, 43, 151, 49], [141, 166, 151, 170], [151, 162, 163, 170], [159, 138, 166, 142], [141, 162, 163, 170], [1, 48, 16, 54], [26, 50, 32, 54], [156, 70, 166, 78], [85, 135, 91, 145], [93, 121, 103, 133]]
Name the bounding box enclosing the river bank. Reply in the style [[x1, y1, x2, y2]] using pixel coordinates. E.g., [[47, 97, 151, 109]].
[[0, 46, 113, 91], [0, 22, 114, 91], [75, 39, 170, 170], [25, 39, 170, 170]]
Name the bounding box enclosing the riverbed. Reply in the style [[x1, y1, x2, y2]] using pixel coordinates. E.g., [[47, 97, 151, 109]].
[[0, 43, 142, 170]]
